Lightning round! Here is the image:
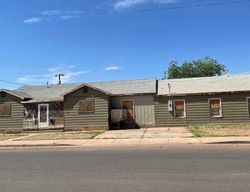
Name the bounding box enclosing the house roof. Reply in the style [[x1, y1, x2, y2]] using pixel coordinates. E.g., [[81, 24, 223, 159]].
[[17, 78, 156, 103], [88, 78, 156, 96], [0, 89, 32, 100], [62, 83, 113, 96], [158, 75, 250, 96], [17, 84, 81, 103]]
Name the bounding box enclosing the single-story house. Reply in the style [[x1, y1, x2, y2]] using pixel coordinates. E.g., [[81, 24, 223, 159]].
[[155, 75, 250, 127], [1, 75, 250, 131], [0, 89, 32, 131], [0, 79, 156, 131]]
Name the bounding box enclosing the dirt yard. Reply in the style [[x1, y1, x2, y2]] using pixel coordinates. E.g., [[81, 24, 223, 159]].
[[0, 133, 28, 141]]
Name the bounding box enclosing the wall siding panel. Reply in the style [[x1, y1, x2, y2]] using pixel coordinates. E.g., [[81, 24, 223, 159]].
[[111, 95, 155, 127], [154, 93, 250, 127], [0, 94, 24, 130], [64, 87, 109, 130]]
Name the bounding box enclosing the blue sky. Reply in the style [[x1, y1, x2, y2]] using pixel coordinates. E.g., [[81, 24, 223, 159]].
[[0, 0, 250, 89]]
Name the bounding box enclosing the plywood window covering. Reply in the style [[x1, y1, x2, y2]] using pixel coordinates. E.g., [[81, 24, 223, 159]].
[[209, 98, 222, 117], [247, 98, 250, 116], [0, 104, 11, 117], [174, 100, 186, 118], [78, 99, 94, 113]]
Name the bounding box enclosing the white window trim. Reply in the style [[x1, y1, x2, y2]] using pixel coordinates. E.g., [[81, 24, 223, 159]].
[[246, 97, 250, 116], [208, 98, 223, 118], [173, 99, 186, 118]]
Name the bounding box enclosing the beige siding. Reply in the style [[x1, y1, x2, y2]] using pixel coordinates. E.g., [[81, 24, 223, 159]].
[[111, 95, 155, 126], [64, 87, 109, 130], [155, 93, 250, 127], [0, 93, 24, 130]]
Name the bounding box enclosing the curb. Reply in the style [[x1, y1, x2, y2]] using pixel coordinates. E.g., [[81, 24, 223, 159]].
[[0, 142, 249, 149], [0, 144, 74, 148]]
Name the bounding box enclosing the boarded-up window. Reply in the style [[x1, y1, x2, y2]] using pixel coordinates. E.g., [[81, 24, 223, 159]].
[[78, 99, 94, 113], [247, 98, 250, 116], [0, 104, 11, 117], [174, 100, 186, 118], [209, 98, 222, 117]]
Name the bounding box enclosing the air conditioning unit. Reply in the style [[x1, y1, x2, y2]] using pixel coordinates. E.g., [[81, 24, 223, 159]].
[[111, 109, 127, 123]]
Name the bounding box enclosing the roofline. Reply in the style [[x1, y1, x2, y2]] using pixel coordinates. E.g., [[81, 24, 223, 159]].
[[158, 75, 250, 82], [21, 99, 64, 104], [157, 90, 250, 96], [113, 92, 156, 96], [87, 78, 157, 84], [0, 89, 26, 100], [62, 83, 113, 97]]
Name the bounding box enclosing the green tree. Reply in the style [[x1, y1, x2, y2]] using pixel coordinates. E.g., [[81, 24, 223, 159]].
[[164, 56, 228, 79]]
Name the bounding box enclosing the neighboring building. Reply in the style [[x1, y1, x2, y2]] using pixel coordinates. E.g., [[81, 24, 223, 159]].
[[1, 75, 250, 131], [156, 75, 250, 127]]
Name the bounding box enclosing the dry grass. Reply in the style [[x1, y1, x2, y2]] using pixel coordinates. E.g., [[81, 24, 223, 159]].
[[16, 131, 104, 141], [189, 124, 250, 137], [0, 133, 28, 141]]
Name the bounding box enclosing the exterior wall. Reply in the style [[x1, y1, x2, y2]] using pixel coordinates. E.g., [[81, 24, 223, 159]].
[[155, 93, 250, 127], [23, 102, 64, 129], [64, 87, 109, 130], [111, 95, 155, 127], [0, 93, 24, 131]]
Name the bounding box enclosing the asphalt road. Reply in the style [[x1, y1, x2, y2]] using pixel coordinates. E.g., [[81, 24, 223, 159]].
[[0, 146, 249, 192]]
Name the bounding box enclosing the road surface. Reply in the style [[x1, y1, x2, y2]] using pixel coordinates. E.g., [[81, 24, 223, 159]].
[[0, 145, 249, 192]]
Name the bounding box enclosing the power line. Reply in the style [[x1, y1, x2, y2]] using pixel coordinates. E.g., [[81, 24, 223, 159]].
[[0, 79, 25, 86], [0, 0, 249, 20]]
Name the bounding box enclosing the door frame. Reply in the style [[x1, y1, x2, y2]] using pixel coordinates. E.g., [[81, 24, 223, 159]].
[[38, 104, 49, 128]]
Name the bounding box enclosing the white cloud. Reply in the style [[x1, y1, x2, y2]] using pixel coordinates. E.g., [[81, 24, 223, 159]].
[[42, 10, 83, 20], [104, 65, 121, 71], [42, 10, 64, 16], [17, 65, 92, 85], [114, 0, 146, 9], [23, 17, 42, 24], [114, 0, 177, 10], [23, 10, 83, 24]]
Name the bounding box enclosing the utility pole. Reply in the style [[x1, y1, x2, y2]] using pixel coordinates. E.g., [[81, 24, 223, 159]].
[[55, 73, 65, 85]]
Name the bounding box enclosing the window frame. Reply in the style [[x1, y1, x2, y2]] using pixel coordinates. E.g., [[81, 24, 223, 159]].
[[78, 98, 95, 114], [0, 103, 11, 117], [246, 97, 250, 116], [208, 98, 223, 118], [173, 99, 186, 118]]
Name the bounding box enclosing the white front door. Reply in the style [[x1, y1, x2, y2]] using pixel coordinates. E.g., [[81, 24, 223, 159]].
[[38, 104, 49, 128]]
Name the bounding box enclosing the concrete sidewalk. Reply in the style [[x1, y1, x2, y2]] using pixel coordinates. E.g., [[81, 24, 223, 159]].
[[0, 127, 249, 148], [0, 136, 250, 148]]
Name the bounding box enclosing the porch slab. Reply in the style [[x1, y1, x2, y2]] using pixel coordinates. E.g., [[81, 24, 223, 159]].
[[96, 127, 193, 139]]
